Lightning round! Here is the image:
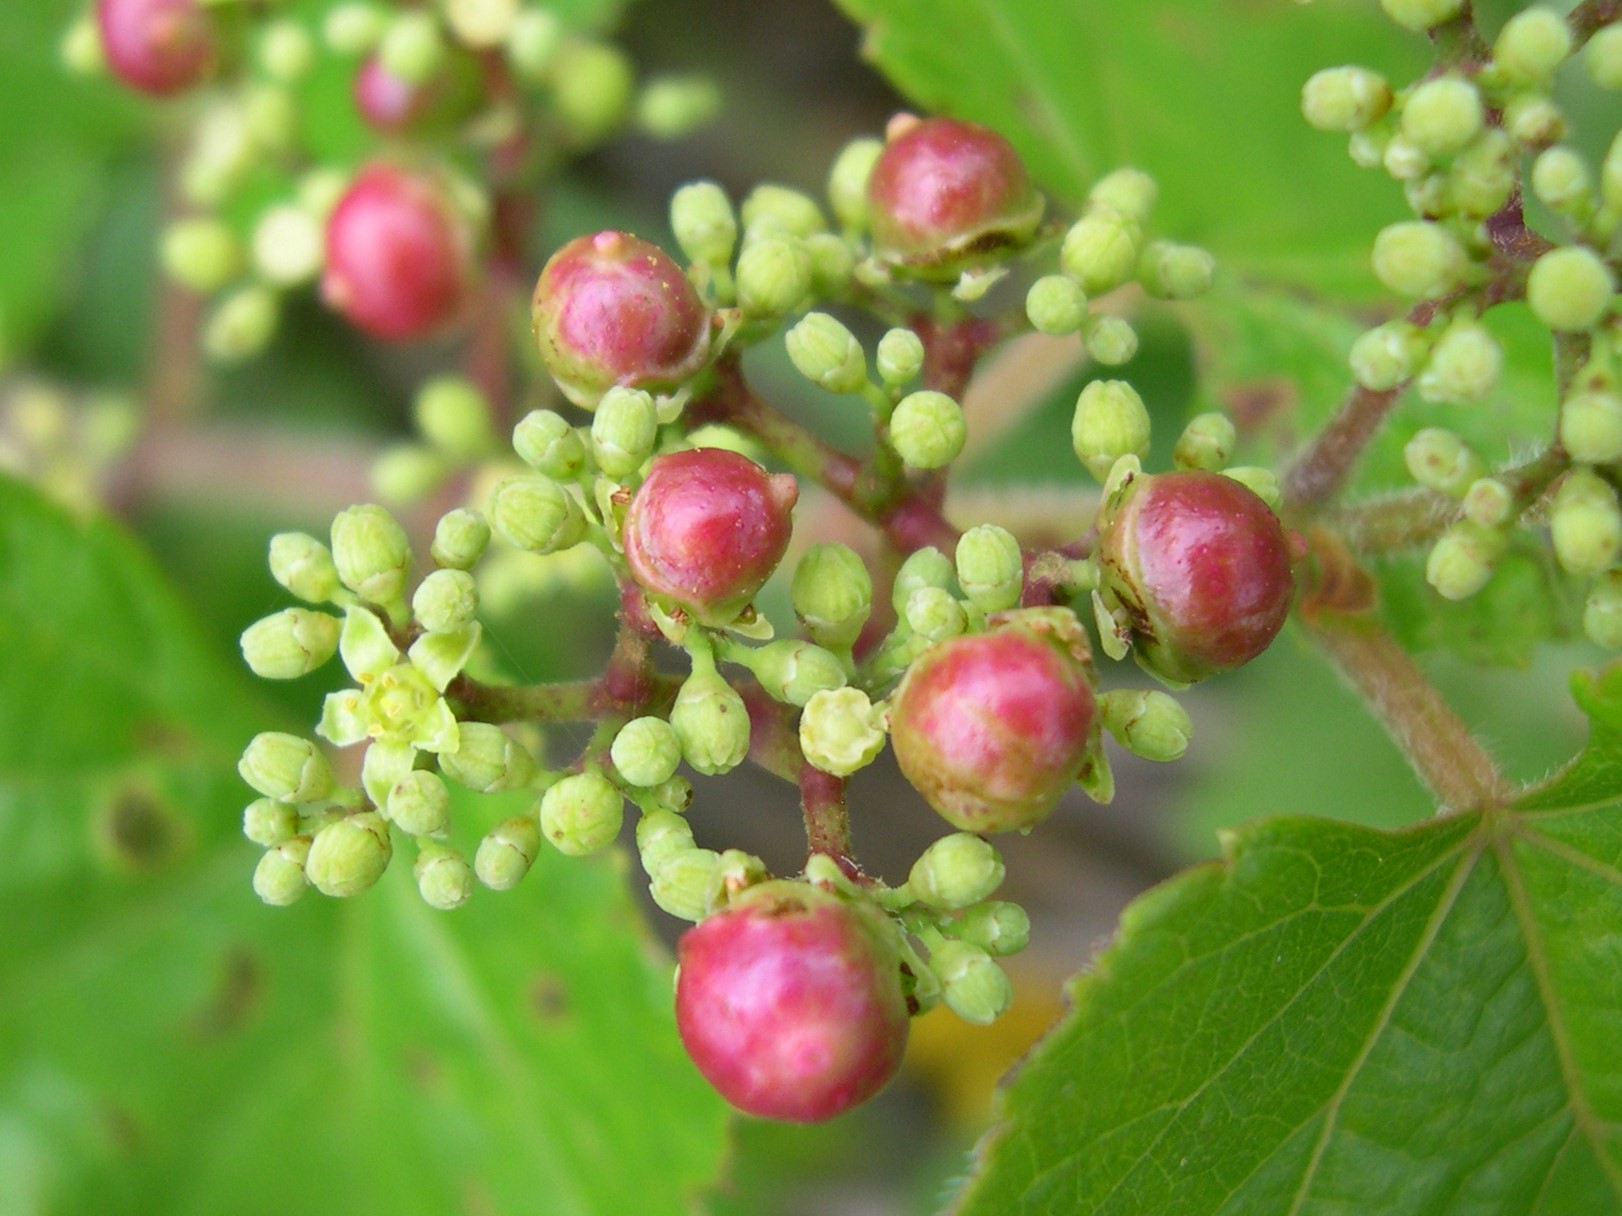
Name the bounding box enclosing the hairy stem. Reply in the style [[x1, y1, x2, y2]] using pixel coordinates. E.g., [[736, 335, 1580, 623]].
[[1282, 384, 1404, 512], [800, 766, 856, 876]]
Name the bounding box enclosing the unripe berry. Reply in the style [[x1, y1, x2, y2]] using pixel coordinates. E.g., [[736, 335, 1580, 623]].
[[1405, 427, 1483, 497], [1552, 469, 1622, 576], [890, 615, 1096, 833], [792, 543, 873, 650], [674, 881, 909, 1121], [439, 722, 536, 794], [539, 771, 624, 856], [890, 390, 967, 469], [306, 812, 392, 897], [331, 504, 411, 606], [670, 181, 738, 268], [1416, 320, 1502, 404], [611, 717, 683, 788], [1026, 275, 1088, 336], [623, 449, 797, 625], [1526, 247, 1616, 332], [240, 608, 341, 680], [1301, 66, 1392, 132], [799, 687, 887, 777], [475, 815, 541, 890], [1072, 379, 1151, 482], [670, 667, 751, 776], [1584, 571, 1622, 648], [930, 940, 1013, 1024], [955, 525, 1024, 613], [430, 508, 490, 571], [866, 115, 1043, 278], [323, 165, 472, 341], [786, 313, 868, 395], [1401, 77, 1483, 157], [1173, 413, 1237, 473], [386, 770, 451, 836], [1380, 0, 1463, 32], [1371, 221, 1467, 300], [909, 834, 1005, 910], [1494, 8, 1572, 84], [532, 231, 711, 408], [1097, 470, 1294, 685], [1562, 390, 1622, 464], [1587, 24, 1622, 89], [415, 843, 474, 909], [96, 0, 216, 96]]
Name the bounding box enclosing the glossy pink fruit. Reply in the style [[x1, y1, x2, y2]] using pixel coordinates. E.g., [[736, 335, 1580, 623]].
[[890, 614, 1096, 833], [96, 0, 216, 96], [1098, 470, 1295, 685], [531, 231, 711, 408], [675, 881, 909, 1122], [321, 164, 472, 341], [623, 448, 797, 626]]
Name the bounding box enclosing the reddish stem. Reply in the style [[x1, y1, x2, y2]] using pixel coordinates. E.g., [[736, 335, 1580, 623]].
[[800, 765, 858, 878]]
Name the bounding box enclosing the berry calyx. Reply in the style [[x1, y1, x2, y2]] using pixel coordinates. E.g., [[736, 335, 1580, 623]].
[[96, 0, 216, 96], [1097, 470, 1295, 685], [674, 881, 909, 1122], [890, 613, 1097, 833], [531, 231, 712, 409], [623, 449, 797, 626], [866, 114, 1044, 278], [322, 164, 473, 341]]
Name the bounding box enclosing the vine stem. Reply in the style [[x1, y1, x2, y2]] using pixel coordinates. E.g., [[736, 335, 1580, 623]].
[[1571, 0, 1622, 43]]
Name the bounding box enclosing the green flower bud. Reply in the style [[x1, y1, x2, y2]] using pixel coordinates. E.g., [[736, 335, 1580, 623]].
[[890, 390, 966, 469], [1401, 77, 1482, 157], [1025, 275, 1088, 336], [786, 313, 868, 395], [799, 686, 886, 776], [1504, 93, 1567, 147], [1380, 134, 1429, 181], [650, 846, 721, 921], [324, 3, 385, 54], [735, 236, 812, 318], [875, 328, 926, 387], [1380, 0, 1463, 31], [1072, 379, 1151, 482], [161, 218, 242, 293], [805, 233, 857, 297], [412, 569, 478, 634], [1460, 477, 1513, 529], [540, 771, 624, 856], [380, 11, 445, 84], [331, 504, 411, 606], [475, 815, 541, 890], [551, 40, 635, 142], [1173, 412, 1237, 472], [1100, 688, 1194, 762], [1447, 129, 1515, 217], [792, 542, 873, 649], [439, 722, 536, 794], [239, 733, 334, 803], [904, 586, 969, 641], [1552, 468, 1622, 576], [1301, 66, 1393, 131], [415, 843, 473, 910], [1084, 315, 1139, 367], [741, 184, 828, 239], [306, 812, 392, 897], [955, 525, 1024, 613], [1371, 221, 1466, 299], [891, 546, 955, 615], [1220, 465, 1281, 509], [1584, 570, 1622, 648], [253, 836, 312, 906], [671, 181, 738, 267], [931, 940, 1012, 1024], [910, 833, 1005, 910], [1138, 242, 1216, 300], [1526, 247, 1616, 332], [204, 286, 279, 363], [513, 410, 586, 479], [505, 8, 562, 79], [1426, 520, 1507, 599], [670, 667, 751, 775], [1087, 167, 1157, 223], [386, 770, 451, 836], [431, 509, 491, 571], [60, 14, 103, 75], [750, 639, 848, 707], [414, 377, 495, 462], [1563, 390, 1622, 464], [240, 608, 341, 680], [949, 900, 1030, 956], [650, 775, 693, 814], [1404, 427, 1483, 497], [1416, 321, 1502, 404], [1493, 8, 1572, 84], [636, 809, 695, 875], [243, 798, 299, 848], [1060, 209, 1140, 294], [444, 0, 519, 47], [1349, 320, 1430, 390], [611, 717, 683, 788], [591, 387, 659, 477], [1587, 23, 1622, 89], [371, 445, 448, 505], [250, 205, 323, 288], [269, 532, 341, 603], [827, 137, 885, 232], [1348, 128, 1389, 169], [636, 74, 721, 139], [1531, 147, 1593, 215], [488, 475, 587, 554]]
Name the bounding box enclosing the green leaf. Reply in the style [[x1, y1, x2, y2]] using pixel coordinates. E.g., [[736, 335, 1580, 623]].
[[0, 475, 729, 1216], [834, 0, 1423, 286], [947, 666, 1622, 1215]]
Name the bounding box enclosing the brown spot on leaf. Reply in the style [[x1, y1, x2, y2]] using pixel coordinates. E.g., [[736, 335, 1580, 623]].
[[191, 947, 262, 1040], [529, 973, 571, 1023], [95, 785, 187, 873]]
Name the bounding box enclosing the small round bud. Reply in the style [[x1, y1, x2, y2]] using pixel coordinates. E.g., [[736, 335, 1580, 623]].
[[96, 0, 217, 96], [1371, 221, 1467, 299], [331, 504, 411, 606], [828, 137, 885, 232], [1416, 321, 1502, 404], [1552, 469, 1622, 576], [1301, 66, 1393, 131], [61, 14, 105, 75], [203, 287, 280, 363], [1099, 688, 1193, 762], [1400, 77, 1483, 157], [243, 798, 299, 848], [241, 609, 341, 680], [1404, 427, 1483, 496], [955, 525, 1024, 613], [412, 569, 478, 634], [750, 640, 848, 707], [442, 0, 518, 47], [890, 390, 966, 470], [904, 586, 968, 641], [741, 185, 828, 240], [161, 218, 241, 292], [488, 475, 587, 555], [591, 387, 659, 477], [1561, 389, 1622, 464], [670, 668, 751, 776], [1173, 413, 1237, 472], [1025, 275, 1088, 336], [611, 717, 683, 788], [931, 940, 1012, 1025], [650, 847, 721, 921], [1526, 247, 1616, 332], [1462, 477, 1515, 529], [269, 532, 341, 604], [372, 445, 447, 505], [1060, 210, 1140, 294], [475, 815, 542, 890], [637, 74, 721, 139], [792, 543, 873, 649], [552, 40, 636, 141], [1088, 167, 1158, 222], [1349, 321, 1430, 391], [439, 722, 536, 794], [513, 410, 586, 479], [414, 844, 473, 909], [649, 776, 694, 815], [875, 328, 926, 387], [1084, 315, 1139, 367], [636, 810, 695, 876], [1447, 129, 1516, 218], [909, 834, 1005, 910], [254, 836, 312, 906], [1584, 571, 1622, 648], [251, 205, 323, 288], [891, 546, 955, 615], [505, 8, 562, 78], [1381, 134, 1429, 182], [1494, 9, 1572, 84], [431, 509, 490, 571], [950, 901, 1030, 956], [1380, 0, 1463, 32], [670, 181, 738, 267], [1504, 94, 1567, 147], [379, 11, 444, 84], [800, 686, 887, 777], [414, 377, 495, 462], [1072, 379, 1151, 482], [1587, 23, 1622, 89], [786, 313, 868, 395], [324, 4, 385, 54], [385, 770, 451, 836], [1138, 242, 1216, 300], [1220, 466, 1281, 510], [239, 733, 334, 803], [1426, 520, 1507, 599], [306, 812, 392, 897], [735, 236, 813, 318], [1531, 147, 1593, 214], [540, 771, 624, 856]]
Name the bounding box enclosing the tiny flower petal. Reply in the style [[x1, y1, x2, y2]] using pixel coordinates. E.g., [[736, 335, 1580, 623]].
[[408, 622, 482, 692], [362, 741, 418, 808], [340, 605, 400, 682], [317, 689, 370, 747]]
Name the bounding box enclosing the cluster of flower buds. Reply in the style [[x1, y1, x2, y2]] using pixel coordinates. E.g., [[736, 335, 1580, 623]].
[[0, 380, 137, 516]]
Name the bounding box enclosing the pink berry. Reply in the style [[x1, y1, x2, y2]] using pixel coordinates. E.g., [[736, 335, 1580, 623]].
[[866, 114, 1044, 278], [675, 881, 909, 1122], [531, 231, 711, 408], [352, 53, 481, 135], [1098, 470, 1295, 685], [96, 0, 216, 96], [890, 613, 1096, 833], [321, 164, 472, 341], [623, 449, 797, 626]]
